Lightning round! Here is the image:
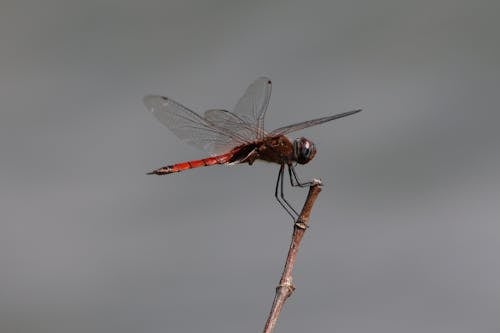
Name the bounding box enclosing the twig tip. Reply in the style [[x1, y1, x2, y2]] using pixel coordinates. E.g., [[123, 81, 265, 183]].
[[311, 178, 323, 186]]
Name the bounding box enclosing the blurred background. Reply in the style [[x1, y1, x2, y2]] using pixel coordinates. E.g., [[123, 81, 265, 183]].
[[1, 0, 499, 332]]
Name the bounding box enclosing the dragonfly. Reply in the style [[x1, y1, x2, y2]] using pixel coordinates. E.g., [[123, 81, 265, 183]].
[[144, 77, 361, 219]]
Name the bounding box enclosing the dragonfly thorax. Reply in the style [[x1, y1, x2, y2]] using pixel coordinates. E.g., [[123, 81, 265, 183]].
[[293, 137, 317, 164]]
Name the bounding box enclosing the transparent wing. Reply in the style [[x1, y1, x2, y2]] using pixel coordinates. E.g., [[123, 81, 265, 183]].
[[270, 109, 362, 136], [144, 95, 249, 155], [203, 109, 264, 153], [232, 77, 272, 139]]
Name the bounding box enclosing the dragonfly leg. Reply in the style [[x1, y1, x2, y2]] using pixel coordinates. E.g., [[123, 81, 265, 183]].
[[288, 164, 315, 187], [275, 164, 299, 219]]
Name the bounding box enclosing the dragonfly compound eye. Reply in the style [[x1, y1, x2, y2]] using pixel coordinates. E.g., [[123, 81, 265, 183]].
[[294, 137, 317, 164]]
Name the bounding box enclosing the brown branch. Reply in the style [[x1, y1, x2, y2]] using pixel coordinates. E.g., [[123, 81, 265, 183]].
[[262, 179, 323, 333]]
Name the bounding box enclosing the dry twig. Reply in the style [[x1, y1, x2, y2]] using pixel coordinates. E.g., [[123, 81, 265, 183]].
[[262, 179, 323, 333]]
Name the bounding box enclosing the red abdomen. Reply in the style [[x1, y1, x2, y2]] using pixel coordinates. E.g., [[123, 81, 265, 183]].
[[147, 152, 234, 175]]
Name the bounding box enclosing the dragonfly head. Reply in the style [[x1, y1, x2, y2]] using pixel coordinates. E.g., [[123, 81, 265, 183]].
[[293, 137, 317, 164]]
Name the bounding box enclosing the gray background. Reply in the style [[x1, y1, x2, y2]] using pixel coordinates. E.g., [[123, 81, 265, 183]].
[[1, 0, 499, 332]]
